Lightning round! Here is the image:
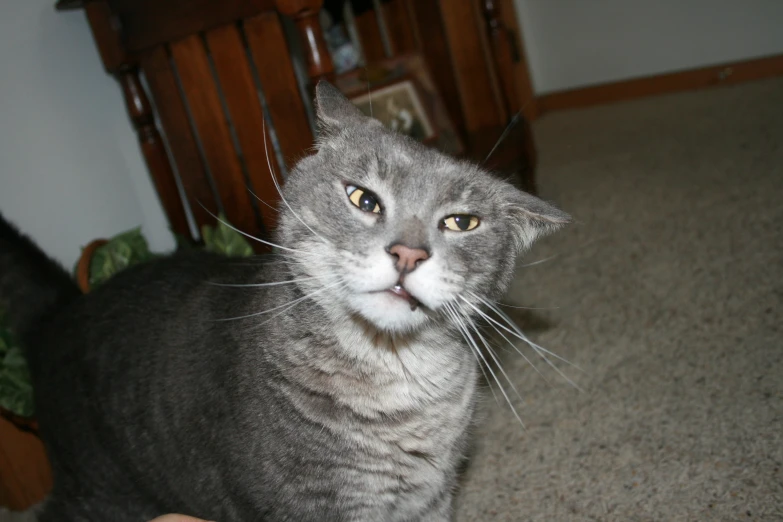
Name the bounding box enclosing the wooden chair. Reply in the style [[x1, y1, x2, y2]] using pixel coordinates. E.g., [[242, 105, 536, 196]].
[[55, 0, 538, 249]]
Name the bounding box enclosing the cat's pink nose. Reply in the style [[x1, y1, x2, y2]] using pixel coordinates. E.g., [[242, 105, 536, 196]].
[[388, 244, 430, 273]]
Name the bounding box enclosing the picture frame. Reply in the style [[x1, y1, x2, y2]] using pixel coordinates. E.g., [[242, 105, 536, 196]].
[[349, 78, 437, 143], [334, 55, 464, 155]]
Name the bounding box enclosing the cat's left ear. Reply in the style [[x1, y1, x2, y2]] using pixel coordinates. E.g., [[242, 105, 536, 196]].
[[505, 189, 571, 253], [314, 81, 376, 134]]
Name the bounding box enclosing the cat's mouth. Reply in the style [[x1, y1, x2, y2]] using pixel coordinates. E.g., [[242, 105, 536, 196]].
[[384, 284, 421, 311]]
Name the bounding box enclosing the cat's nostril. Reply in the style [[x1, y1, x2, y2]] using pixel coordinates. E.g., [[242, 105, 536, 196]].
[[388, 243, 430, 273]]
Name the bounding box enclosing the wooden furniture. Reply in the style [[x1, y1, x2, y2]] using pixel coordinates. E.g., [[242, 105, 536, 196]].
[[0, 410, 51, 510], [55, 0, 537, 247]]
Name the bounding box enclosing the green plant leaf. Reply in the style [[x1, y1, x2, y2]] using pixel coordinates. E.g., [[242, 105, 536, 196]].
[[88, 227, 156, 288], [0, 311, 34, 418], [201, 214, 253, 258], [3, 350, 27, 369]]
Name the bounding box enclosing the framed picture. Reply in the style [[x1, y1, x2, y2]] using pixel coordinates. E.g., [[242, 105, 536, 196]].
[[334, 55, 463, 155], [349, 79, 437, 143]]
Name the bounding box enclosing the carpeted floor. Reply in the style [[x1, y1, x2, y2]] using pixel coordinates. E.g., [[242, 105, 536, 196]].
[[454, 77, 783, 521], [3, 79, 781, 522]]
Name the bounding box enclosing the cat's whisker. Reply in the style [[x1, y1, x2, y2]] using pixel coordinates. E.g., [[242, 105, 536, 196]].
[[473, 294, 582, 371], [258, 255, 344, 269], [262, 118, 328, 245], [253, 279, 350, 329], [246, 185, 280, 213], [483, 112, 521, 164], [448, 302, 525, 428], [466, 293, 584, 391], [496, 302, 560, 311], [196, 202, 311, 255], [207, 276, 323, 288], [460, 308, 526, 406], [460, 297, 550, 385], [364, 67, 373, 119], [215, 280, 343, 322], [443, 303, 499, 406], [518, 255, 558, 268]]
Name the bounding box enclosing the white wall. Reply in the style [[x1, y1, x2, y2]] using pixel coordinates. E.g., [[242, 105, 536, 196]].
[[0, 0, 173, 269], [514, 0, 783, 94]]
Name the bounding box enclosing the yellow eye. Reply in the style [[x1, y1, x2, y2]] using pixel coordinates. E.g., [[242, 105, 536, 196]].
[[442, 215, 480, 232], [346, 185, 381, 214]]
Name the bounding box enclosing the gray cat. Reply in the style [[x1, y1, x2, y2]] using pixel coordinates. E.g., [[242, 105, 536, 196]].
[[0, 82, 569, 521]]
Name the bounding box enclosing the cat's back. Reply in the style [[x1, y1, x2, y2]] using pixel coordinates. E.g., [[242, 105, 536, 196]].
[[33, 250, 272, 345], [29, 250, 286, 521]]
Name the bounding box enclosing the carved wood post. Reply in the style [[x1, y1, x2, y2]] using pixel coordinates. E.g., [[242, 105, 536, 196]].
[[275, 0, 335, 86], [481, 0, 515, 116], [480, 0, 538, 192], [481, 0, 537, 122], [82, 1, 191, 238]]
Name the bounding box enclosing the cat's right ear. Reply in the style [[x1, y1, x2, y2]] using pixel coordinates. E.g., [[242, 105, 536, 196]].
[[314, 81, 376, 137]]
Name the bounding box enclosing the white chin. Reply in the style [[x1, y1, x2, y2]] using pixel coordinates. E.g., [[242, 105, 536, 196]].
[[348, 292, 429, 332]]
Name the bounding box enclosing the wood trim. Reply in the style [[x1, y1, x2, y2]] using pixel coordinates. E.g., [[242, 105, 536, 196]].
[[275, 0, 335, 83], [206, 22, 282, 232], [496, 0, 537, 121], [170, 35, 261, 240], [536, 54, 783, 115], [140, 47, 220, 234], [244, 12, 315, 165], [439, 0, 505, 131], [407, 0, 466, 139], [110, 0, 276, 52], [382, 0, 417, 56], [84, 1, 192, 239], [353, 4, 387, 62]]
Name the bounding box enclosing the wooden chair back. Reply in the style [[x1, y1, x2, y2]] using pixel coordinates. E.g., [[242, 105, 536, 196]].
[[62, 0, 536, 247]]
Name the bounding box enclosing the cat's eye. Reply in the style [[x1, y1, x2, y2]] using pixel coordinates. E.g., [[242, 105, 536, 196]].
[[346, 185, 382, 214], [441, 215, 480, 232]]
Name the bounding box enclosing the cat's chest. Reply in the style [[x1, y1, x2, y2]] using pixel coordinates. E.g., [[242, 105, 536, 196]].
[[327, 345, 476, 462], [284, 333, 477, 450]]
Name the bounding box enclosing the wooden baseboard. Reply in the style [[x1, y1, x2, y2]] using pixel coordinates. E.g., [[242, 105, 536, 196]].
[[535, 53, 783, 115]]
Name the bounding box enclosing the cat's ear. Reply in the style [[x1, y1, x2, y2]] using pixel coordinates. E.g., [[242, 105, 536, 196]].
[[505, 189, 571, 253], [314, 81, 372, 133]]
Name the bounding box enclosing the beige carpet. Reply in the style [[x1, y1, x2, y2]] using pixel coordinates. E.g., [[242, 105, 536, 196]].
[[454, 77, 783, 521]]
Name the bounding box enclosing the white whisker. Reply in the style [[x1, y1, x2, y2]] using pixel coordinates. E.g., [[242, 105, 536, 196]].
[[460, 308, 525, 406], [484, 112, 521, 164], [207, 277, 322, 288], [196, 203, 308, 255], [518, 255, 557, 268], [262, 118, 327, 244], [459, 296, 549, 384], [466, 293, 584, 391], [215, 280, 343, 322], [452, 303, 525, 414], [246, 185, 280, 213], [451, 303, 525, 428], [443, 303, 499, 406], [496, 302, 560, 310], [251, 279, 348, 329]]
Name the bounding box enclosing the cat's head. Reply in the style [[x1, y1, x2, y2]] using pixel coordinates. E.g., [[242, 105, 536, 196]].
[[277, 82, 569, 333]]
